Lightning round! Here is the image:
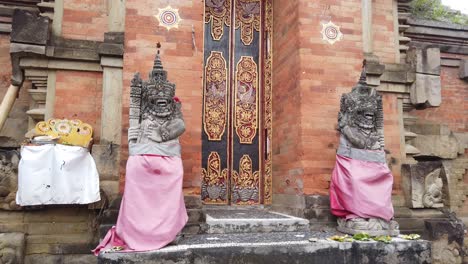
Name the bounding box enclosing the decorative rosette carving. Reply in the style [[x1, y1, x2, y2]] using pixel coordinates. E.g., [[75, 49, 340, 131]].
[[235, 56, 258, 144], [203, 51, 228, 141]]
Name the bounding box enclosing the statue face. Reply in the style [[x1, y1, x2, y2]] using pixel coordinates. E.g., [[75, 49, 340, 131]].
[[143, 84, 175, 119], [353, 97, 377, 130]]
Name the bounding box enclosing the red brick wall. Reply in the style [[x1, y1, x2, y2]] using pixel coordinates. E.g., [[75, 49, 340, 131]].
[[272, 0, 304, 195], [272, 0, 402, 195], [121, 0, 204, 192], [381, 93, 403, 193], [411, 54, 468, 133], [54, 71, 103, 141], [62, 0, 108, 41], [373, 0, 397, 64]]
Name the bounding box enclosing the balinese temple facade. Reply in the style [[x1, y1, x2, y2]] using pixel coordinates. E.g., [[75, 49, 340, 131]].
[[0, 0, 467, 263]]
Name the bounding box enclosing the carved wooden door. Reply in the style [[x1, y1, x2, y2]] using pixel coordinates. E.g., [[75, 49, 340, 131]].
[[201, 0, 272, 205]]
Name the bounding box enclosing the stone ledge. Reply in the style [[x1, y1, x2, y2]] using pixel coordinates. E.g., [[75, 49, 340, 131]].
[[98, 232, 431, 264], [204, 209, 309, 234]]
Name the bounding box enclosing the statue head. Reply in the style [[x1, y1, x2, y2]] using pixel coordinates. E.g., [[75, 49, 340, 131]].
[[338, 60, 384, 150], [140, 49, 178, 120]]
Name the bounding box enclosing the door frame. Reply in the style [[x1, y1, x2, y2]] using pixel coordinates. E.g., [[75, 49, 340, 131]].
[[201, 0, 273, 205]]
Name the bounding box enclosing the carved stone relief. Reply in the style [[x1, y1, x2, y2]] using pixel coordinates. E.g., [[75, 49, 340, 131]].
[[402, 161, 448, 209], [0, 232, 25, 264], [0, 150, 20, 210]]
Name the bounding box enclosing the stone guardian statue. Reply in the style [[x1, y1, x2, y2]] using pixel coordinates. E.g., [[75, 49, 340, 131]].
[[93, 45, 188, 255], [329, 61, 399, 236]]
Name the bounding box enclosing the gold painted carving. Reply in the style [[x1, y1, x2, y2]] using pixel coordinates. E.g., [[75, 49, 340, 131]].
[[235, 0, 261, 45], [202, 152, 228, 203], [35, 119, 93, 148], [205, 0, 231, 41], [264, 54, 273, 204], [234, 56, 258, 144], [232, 155, 259, 188], [232, 154, 260, 204], [204, 51, 228, 141], [263, 0, 273, 204]]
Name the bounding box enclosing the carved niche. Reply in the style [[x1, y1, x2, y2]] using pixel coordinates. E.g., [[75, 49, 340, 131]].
[[402, 161, 449, 209]]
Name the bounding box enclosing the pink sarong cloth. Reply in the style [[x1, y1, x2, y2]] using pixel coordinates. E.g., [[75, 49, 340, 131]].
[[93, 155, 188, 255], [330, 154, 394, 221]]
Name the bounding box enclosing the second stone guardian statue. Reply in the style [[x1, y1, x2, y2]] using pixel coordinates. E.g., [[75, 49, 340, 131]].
[[329, 60, 399, 236]]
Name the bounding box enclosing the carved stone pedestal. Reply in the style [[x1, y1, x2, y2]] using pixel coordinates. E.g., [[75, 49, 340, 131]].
[[337, 218, 400, 236]]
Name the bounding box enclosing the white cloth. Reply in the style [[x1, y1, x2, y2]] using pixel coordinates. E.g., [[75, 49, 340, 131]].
[[16, 144, 100, 206]]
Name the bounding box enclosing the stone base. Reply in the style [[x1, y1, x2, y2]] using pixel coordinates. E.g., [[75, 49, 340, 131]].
[[337, 218, 400, 237], [205, 208, 309, 234], [98, 232, 430, 264], [337, 225, 400, 236]]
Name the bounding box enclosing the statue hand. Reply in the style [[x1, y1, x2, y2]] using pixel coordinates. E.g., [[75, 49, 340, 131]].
[[160, 127, 170, 142], [128, 126, 140, 142], [149, 129, 163, 143]]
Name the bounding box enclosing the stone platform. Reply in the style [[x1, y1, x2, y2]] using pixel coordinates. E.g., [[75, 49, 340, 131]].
[[204, 209, 309, 233], [98, 231, 431, 264]]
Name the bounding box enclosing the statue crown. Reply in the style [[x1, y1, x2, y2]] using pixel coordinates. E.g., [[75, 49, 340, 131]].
[[147, 49, 176, 98]]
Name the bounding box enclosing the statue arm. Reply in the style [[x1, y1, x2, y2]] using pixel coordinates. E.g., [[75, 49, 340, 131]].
[[342, 126, 368, 149], [160, 118, 185, 141]]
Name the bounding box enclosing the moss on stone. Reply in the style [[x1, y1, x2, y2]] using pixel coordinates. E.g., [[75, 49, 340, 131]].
[[410, 0, 468, 25]]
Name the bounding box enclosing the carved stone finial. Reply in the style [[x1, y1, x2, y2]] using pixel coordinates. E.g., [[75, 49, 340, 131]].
[[359, 59, 367, 84]]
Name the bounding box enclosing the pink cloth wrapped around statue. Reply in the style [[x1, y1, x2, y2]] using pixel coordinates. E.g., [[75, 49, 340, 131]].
[[93, 155, 188, 255], [330, 154, 394, 222]]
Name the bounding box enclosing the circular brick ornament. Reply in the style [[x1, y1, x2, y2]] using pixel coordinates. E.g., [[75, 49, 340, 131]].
[[321, 21, 343, 45], [156, 6, 181, 30]]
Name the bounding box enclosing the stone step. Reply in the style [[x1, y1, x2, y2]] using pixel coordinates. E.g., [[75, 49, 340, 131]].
[[399, 24, 410, 32], [98, 232, 431, 264], [399, 36, 411, 43], [100, 208, 204, 226], [204, 209, 309, 234]]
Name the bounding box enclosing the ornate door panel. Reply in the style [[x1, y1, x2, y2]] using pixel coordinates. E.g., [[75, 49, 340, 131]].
[[202, 0, 272, 205]]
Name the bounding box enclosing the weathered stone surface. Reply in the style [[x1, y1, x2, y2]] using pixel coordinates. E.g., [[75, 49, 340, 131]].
[[104, 32, 125, 44], [11, 10, 49, 45], [0, 150, 21, 210], [459, 59, 468, 80], [407, 47, 441, 75], [410, 122, 451, 136], [91, 144, 120, 181], [184, 195, 203, 209], [100, 181, 119, 201], [51, 46, 100, 61], [25, 254, 97, 264], [304, 195, 330, 209], [407, 18, 468, 41], [410, 73, 442, 107], [402, 161, 448, 208], [412, 134, 459, 159], [0, 232, 25, 264], [205, 209, 309, 234], [425, 218, 465, 264], [99, 232, 431, 264], [98, 43, 124, 57]]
